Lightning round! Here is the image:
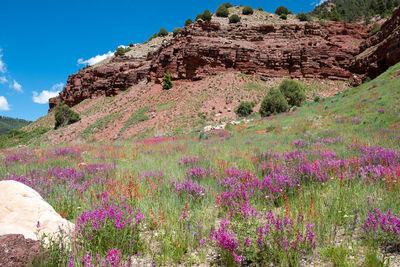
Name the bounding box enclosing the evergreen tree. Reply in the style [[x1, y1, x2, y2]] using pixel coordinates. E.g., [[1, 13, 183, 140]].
[[378, 0, 387, 15], [330, 6, 341, 21], [387, 0, 394, 12], [162, 71, 173, 90]]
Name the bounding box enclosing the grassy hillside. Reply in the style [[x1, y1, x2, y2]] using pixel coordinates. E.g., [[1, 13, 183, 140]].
[[1, 62, 399, 265], [311, 0, 399, 22], [15, 73, 348, 147], [0, 116, 31, 135]]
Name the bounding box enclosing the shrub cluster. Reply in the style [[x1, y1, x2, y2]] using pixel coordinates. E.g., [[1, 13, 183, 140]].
[[279, 79, 306, 107], [185, 18, 193, 26], [196, 10, 212, 21], [259, 79, 305, 117], [173, 28, 183, 37], [242, 6, 254, 15], [297, 12, 312, 21], [216, 4, 229, 17], [229, 14, 241, 23], [114, 47, 131, 56], [163, 71, 173, 90], [235, 101, 255, 117], [259, 88, 289, 117], [275, 6, 290, 16], [280, 14, 288, 20], [54, 103, 80, 129], [158, 28, 168, 37]]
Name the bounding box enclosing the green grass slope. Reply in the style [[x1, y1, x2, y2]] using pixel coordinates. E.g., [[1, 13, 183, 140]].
[[1, 62, 399, 265], [0, 116, 31, 135]]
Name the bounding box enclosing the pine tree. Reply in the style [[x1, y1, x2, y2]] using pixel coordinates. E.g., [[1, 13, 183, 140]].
[[162, 71, 173, 90], [378, 0, 387, 15], [387, 0, 394, 12]]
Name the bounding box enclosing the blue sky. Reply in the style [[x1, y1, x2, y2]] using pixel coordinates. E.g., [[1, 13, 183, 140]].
[[0, 0, 321, 121]]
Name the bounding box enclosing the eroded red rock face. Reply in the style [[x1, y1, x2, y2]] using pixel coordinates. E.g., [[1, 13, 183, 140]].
[[49, 19, 370, 111], [351, 8, 400, 79], [0, 234, 42, 267], [149, 20, 368, 83]]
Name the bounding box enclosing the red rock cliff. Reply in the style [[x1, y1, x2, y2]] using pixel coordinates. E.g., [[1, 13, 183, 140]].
[[49, 19, 370, 111], [351, 8, 400, 79]]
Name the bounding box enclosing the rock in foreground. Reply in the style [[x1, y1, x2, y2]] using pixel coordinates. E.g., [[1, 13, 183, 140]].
[[0, 180, 74, 240]]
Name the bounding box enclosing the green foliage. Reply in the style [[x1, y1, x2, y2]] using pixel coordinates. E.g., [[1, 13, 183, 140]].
[[297, 12, 312, 21], [311, 0, 400, 23], [114, 47, 131, 56], [173, 28, 183, 37], [202, 10, 212, 21], [163, 71, 173, 90], [235, 101, 255, 117], [257, 7, 264, 11], [129, 42, 134, 47], [378, 0, 387, 15], [158, 28, 168, 37], [229, 14, 241, 23], [223, 2, 233, 8], [199, 131, 211, 140], [320, 245, 352, 267], [275, 6, 290, 15], [54, 103, 80, 129], [196, 10, 212, 21], [216, 4, 229, 17], [260, 88, 289, 117], [0, 116, 31, 135], [148, 33, 158, 41], [0, 127, 49, 148], [242, 6, 254, 15], [119, 107, 149, 136], [280, 14, 288, 20], [370, 23, 381, 36], [185, 18, 193, 26], [279, 79, 306, 107], [329, 6, 341, 21]]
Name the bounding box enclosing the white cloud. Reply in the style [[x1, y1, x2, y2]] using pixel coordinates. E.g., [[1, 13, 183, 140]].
[[0, 76, 7, 84], [0, 49, 5, 73], [0, 96, 10, 111], [313, 0, 328, 6], [77, 51, 114, 66], [10, 79, 22, 92], [32, 82, 64, 104]]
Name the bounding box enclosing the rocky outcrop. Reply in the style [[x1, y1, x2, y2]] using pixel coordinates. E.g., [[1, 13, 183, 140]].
[[0, 234, 42, 267], [49, 19, 370, 111], [0, 180, 74, 241], [351, 8, 400, 79], [149, 20, 368, 83]]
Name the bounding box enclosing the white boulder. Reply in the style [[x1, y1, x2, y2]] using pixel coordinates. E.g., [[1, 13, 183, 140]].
[[0, 180, 74, 240]]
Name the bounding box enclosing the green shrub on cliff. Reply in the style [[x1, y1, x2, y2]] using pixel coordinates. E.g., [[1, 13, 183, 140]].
[[158, 28, 168, 37], [260, 89, 289, 117], [114, 47, 131, 56], [242, 6, 254, 15], [229, 14, 241, 23], [163, 71, 173, 90], [279, 79, 306, 107], [55, 103, 80, 129], [216, 4, 229, 17]]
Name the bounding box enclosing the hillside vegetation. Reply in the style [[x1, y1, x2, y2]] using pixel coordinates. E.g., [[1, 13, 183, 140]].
[[1, 60, 400, 266], [0, 116, 31, 135], [311, 0, 400, 22]]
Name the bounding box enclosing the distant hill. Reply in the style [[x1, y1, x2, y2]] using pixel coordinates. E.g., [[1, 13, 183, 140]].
[[0, 116, 31, 135], [310, 0, 399, 22]]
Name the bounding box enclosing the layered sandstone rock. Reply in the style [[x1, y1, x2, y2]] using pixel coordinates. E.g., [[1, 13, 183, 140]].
[[351, 8, 400, 79], [0, 180, 74, 241], [49, 19, 370, 110], [149, 20, 368, 83]]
